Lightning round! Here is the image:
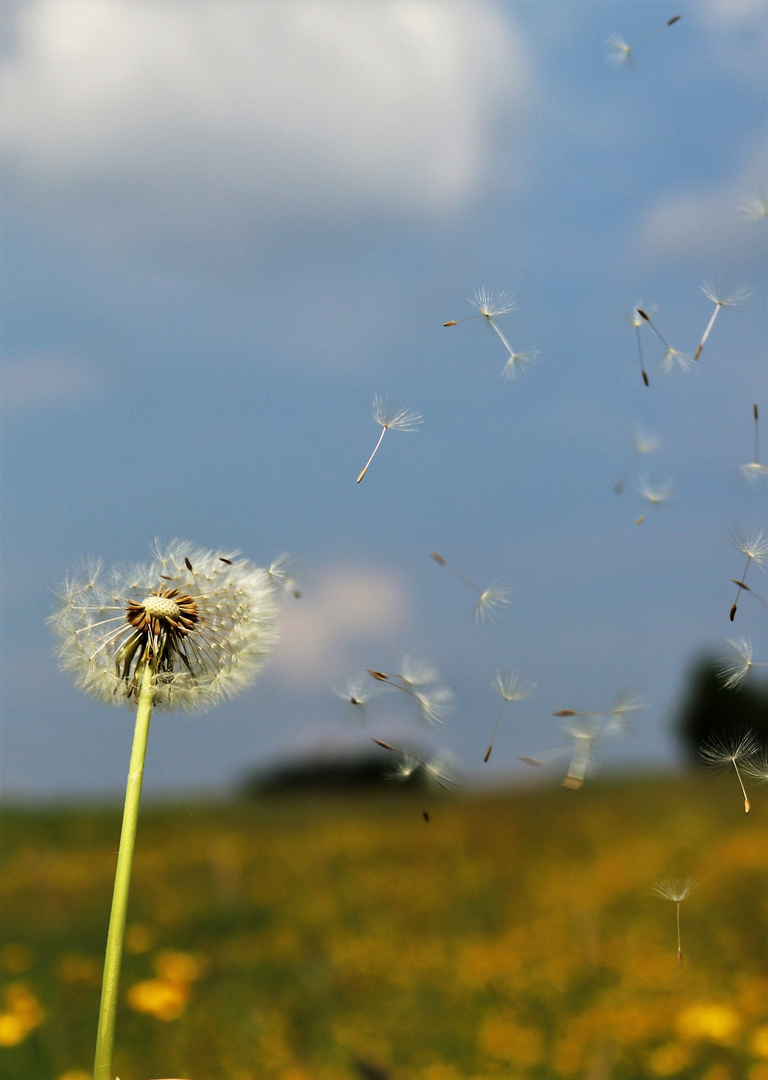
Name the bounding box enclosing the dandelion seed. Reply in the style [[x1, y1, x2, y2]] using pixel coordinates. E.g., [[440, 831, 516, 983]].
[[520, 696, 642, 788], [374, 739, 456, 822], [654, 876, 697, 968], [628, 307, 651, 386], [635, 476, 673, 524], [430, 550, 511, 623], [718, 637, 766, 690], [700, 730, 759, 812], [740, 403, 768, 484], [444, 289, 533, 377], [556, 695, 643, 788], [694, 281, 752, 361], [367, 657, 453, 727], [636, 308, 691, 373], [268, 554, 301, 598], [484, 671, 534, 762], [356, 395, 422, 484], [729, 527, 768, 620], [501, 350, 539, 381], [334, 677, 377, 721], [615, 426, 660, 495], [48, 541, 280, 1080], [605, 15, 681, 67], [740, 193, 768, 221]]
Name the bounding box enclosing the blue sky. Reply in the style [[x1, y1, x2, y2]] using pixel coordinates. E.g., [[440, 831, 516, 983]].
[[1, 0, 766, 798]]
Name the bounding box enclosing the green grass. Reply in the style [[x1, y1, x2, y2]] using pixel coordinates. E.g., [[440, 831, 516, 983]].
[[1, 773, 768, 1079]]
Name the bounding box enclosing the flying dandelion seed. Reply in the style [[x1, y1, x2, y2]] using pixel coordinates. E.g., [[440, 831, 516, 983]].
[[635, 309, 691, 374], [334, 677, 378, 722], [367, 657, 453, 728], [718, 637, 766, 690], [694, 281, 752, 361], [373, 738, 456, 822], [605, 15, 681, 67], [430, 550, 511, 622], [521, 696, 643, 788], [729, 527, 768, 621], [628, 307, 651, 386], [614, 425, 660, 495], [444, 289, 534, 377], [635, 477, 673, 524], [700, 731, 759, 813], [654, 876, 697, 969], [356, 395, 422, 484], [268, 554, 301, 598], [484, 671, 535, 763], [740, 404, 768, 484], [740, 193, 768, 221], [501, 350, 539, 381]]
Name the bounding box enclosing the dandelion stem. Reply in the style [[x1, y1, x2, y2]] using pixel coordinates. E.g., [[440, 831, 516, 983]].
[[356, 426, 387, 484], [93, 660, 153, 1080]]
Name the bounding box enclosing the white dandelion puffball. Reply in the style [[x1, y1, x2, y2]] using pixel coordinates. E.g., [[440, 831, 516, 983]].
[[49, 540, 280, 711]]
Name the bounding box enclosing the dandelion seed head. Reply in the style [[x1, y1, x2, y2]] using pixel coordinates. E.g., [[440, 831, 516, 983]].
[[474, 586, 512, 623], [740, 194, 768, 221], [605, 33, 633, 66], [740, 462, 768, 484], [631, 428, 660, 455], [654, 876, 697, 903], [501, 350, 538, 381], [471, 288, 518, 319], [659, 347, 693, 374], [636, 477, 673, 507], [744, 751, 768, 783], [49, 541, 280, 711], [718, 637, 755, 690], [334, 677, 376, 717], [701, 281, 753, 307], [371, 395, 422, 432], [731, 527, 768, 566], [699, 730, 760, 770], [493, 671, 534, 702]]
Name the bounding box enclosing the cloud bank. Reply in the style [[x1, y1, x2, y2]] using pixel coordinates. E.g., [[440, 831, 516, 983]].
[[1, 0, 529, 250]]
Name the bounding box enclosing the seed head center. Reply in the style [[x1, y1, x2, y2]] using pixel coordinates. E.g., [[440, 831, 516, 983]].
[[142, 595, 182, 621]]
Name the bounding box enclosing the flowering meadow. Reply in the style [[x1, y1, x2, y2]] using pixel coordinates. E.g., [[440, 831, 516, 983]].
[[3, 774, 768, 1080]]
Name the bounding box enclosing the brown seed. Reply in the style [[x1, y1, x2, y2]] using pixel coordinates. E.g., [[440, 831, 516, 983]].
[[184, 558, 193, 571]]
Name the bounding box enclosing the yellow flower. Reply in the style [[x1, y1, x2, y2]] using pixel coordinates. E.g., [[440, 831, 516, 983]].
[[126, 977, 191, 1021], [153, 949, 204, 983], [0, 983, 45, 1045], [647, 1042, 691, 1076], [676, 1002, 742, 1046]]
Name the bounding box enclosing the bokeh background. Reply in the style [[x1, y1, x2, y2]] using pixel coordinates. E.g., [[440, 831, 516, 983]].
[[1, 0, 766, 798]]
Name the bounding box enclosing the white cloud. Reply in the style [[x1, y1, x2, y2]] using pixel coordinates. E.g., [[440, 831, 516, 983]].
[[0, 355, 103, 412], [636, 131, 768, 261], [272, 564, 412, 684], [1, 0, 530, 249]]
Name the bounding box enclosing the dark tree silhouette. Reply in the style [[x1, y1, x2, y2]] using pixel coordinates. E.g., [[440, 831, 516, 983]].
[[676, 657, 768, 762]]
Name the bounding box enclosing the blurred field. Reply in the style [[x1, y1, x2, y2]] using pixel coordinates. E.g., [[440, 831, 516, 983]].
[[2, 773, 768, 1080]]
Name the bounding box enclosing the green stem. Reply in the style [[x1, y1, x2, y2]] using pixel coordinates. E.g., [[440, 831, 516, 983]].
[[93, 662, 154, 1080]]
